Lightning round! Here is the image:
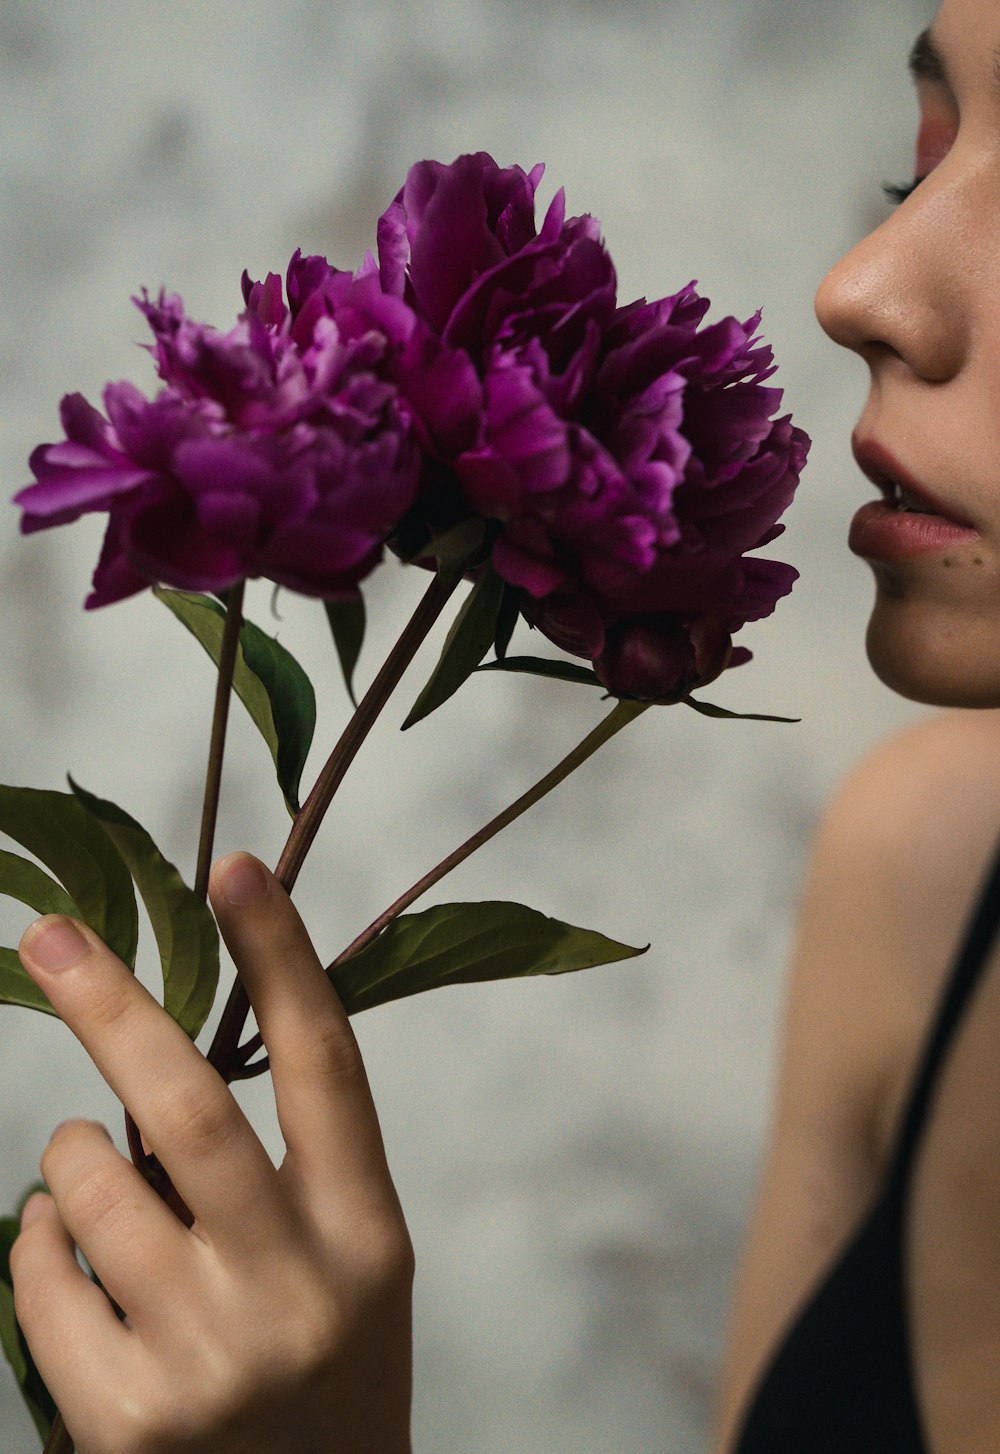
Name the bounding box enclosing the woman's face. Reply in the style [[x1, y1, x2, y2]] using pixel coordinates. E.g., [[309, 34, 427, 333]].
[[816, 0, 1000, 707]]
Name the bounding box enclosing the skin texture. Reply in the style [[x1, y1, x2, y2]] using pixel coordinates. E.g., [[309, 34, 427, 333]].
[[716, 2, 1000, 1449], [10, 854, 413, 1454], [816, 0, 1000, 708]]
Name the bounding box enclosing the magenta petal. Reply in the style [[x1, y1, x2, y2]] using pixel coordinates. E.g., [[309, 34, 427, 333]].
[[491, 535, 567, 597], [526, 591, 605, 658], [15, 463, 154, 520], [376, 199, 410, 299], [85, 515, 155, 609], [407, 159, 502, 332], [59, 392, 117, 451], [174, 437, 280, 501], [196, 491, 262, 549], [123, 493, 246, 591], [595, 618, 697, 702], [265, 519, 380, 578], [19, 157, 806, 647]]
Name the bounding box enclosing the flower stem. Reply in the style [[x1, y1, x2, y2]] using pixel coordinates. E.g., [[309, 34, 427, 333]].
[[234, 696, 649, 1072], [331, 697, 649, 966], [277, 570, 460, 895], [194, 580, 246, 901], [207, 568, 460, 1080], [125, 584, 243, 1217]]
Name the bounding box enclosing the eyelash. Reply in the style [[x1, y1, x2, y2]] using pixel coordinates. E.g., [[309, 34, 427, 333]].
[[881, 178, 924, 205]]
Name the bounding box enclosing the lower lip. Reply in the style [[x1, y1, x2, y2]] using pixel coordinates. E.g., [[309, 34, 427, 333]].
[[849, 501, 980, 561]]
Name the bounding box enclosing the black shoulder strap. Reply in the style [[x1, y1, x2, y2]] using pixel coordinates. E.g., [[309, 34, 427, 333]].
[[887, 831, 1000, 1191]]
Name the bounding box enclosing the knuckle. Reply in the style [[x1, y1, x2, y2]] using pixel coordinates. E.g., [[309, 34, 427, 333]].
[[269, 1286, 360, 1389], [265, 1295, 334, 1377], [302, 1016, 367, 1088], [115, 1370, 249, 1454], [362, 1221, 416, 1294], [113, 1387, 194, 1454], [61, 1163, 133, 1236], [12, 1254, 59, 1328], [248, 1266, 348, 1380], [336, 1208, 415, 1305], [85, 978, 133, 1036], [160, 1081, 237, 1158]]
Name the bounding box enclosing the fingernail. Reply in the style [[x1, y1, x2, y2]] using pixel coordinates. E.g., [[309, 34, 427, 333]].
[[22, 917, 89, 973], [221, 853, 270, 907]]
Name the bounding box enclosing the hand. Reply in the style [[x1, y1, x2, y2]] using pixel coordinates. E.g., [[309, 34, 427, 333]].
[[10, 852, 413, 1454]]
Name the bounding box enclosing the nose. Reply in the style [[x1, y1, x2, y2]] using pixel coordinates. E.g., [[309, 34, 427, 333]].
[[814, 189, 966, 383]]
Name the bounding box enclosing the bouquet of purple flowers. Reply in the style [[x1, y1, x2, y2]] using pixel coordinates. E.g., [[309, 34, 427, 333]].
[[4, 153, 807, 1450]]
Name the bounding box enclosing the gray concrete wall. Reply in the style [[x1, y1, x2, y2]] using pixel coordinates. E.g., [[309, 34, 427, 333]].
[[0, 1, 932, 1448]]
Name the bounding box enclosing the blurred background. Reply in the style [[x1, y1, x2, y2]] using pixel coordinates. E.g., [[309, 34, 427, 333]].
[[0, 0, 933, 1448]]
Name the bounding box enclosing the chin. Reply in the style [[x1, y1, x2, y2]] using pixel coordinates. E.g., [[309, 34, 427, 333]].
[[865, 596, 1000, 709]]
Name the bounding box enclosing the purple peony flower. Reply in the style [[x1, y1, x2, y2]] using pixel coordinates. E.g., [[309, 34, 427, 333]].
[[377, 152, 808, 701], [15, 256, 423, 607], [15, 153, 806, 699]]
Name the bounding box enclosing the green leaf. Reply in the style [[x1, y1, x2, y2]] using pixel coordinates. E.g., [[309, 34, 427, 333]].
[[155, 589, 316, 814], [493, 583, 521, 661], [324, 595, 366, 709], [237, 618, 317, 812], [407, 517, 489, 576], [475, 655, 604, 688], [69, 781, 219, 1039], [0, 949, 57, 1016], [332, 900, 647, 1016], [0, 785, 138, 970], [403, 566, 507, 729], [0, 850, 81, 919], [683, 696, 801, 723], [0, 1206, 57, 1440], [0, 848, 90, 1015]]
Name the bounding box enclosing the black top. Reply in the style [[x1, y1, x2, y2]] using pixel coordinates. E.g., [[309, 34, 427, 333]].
[[732, 837, 1000, 1454]]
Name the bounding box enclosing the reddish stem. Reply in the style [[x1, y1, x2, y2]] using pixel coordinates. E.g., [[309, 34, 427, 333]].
[[207, 569, 460, 1080], [235, 699, 649, 1070]]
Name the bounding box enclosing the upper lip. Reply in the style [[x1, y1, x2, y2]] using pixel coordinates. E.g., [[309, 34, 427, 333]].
[[851, 437, 977, 529]]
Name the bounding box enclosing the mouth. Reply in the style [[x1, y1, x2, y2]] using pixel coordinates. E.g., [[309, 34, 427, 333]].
[[851, 438, 976, 528]]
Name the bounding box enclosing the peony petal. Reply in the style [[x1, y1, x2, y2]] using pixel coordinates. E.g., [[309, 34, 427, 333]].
[[85, 513, 154, 609], [125, 503, 246, 591], [527, 590, 606, 658], [15, 461, 155, 521], [492, 535, 568, 597]]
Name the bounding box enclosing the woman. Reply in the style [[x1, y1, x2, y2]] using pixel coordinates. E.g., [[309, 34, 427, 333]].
[[718, 2, 1000, 1449], [10, 1, 1000, 1449]]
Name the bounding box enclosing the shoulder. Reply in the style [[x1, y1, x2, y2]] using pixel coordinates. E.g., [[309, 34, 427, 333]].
[[793, 707, 1000, 1155], [820, 706, 1000, 877], [811, 708, 1000, 1023], [712, 708, 1000, 1452]]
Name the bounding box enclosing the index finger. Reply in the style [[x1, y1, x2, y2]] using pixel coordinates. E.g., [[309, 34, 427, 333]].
[[18, 915, 284, 1246], [208, 854, 398, 1212]]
